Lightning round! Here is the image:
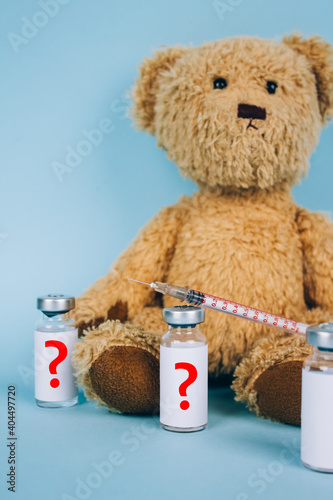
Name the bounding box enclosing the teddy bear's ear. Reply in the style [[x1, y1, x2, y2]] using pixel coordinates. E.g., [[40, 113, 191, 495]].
[[283, 34, 333, 121], [131, 46, 188, 134]]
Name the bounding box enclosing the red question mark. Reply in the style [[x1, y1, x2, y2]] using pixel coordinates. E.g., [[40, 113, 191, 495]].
[[175, 362, 197, 410], [45, 340, 68, 388]]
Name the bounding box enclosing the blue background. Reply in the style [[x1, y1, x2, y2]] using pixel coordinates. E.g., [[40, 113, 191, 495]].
[[1, 0, 333, 498]]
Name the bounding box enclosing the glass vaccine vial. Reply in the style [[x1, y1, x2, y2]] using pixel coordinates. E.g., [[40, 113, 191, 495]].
[[35, 294, 78, 408], [160, 305, 208, 432], [301, 323, 333, 472]]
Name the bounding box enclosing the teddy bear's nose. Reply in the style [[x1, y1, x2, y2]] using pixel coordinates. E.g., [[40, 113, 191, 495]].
[[238, 104, 266, 120]]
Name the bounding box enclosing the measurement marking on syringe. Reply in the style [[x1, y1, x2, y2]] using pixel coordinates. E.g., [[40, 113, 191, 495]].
[[198, 292, 301, 333]]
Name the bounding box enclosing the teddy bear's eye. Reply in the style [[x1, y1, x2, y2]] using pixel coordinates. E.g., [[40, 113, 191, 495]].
[[213, 78, 228, 90], [266, 81, 278, 94]]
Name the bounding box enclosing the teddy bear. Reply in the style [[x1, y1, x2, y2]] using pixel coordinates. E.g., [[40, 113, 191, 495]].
[[72, 34, 333, 426]]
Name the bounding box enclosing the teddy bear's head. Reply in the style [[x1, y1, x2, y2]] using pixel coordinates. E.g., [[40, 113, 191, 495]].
[[132, 35, 333, 190]]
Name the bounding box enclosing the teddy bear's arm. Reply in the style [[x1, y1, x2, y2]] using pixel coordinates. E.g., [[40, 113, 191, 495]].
[[72, 197, 189, 333], [296, 208, 333, 312]]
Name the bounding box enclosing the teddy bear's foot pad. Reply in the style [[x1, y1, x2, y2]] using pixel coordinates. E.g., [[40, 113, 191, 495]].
[[89, 345, 160, 414], [253, 360, 303, 426], [232, 333, 310, 425]]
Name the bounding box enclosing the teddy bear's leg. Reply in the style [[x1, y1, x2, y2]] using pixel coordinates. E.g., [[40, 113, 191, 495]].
[[72, 306, 165, 414], [232, 308, 332, 426]]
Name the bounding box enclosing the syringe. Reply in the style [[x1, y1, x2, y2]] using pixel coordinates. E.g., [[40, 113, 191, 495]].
[[127, 279, 309, 336]]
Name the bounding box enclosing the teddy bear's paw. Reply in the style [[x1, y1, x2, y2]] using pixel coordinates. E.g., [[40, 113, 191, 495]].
[[251, 359, 304, 426], [89, 345, 160, 414], [72, 319, 160, 414], [232, 333, 311, 426]]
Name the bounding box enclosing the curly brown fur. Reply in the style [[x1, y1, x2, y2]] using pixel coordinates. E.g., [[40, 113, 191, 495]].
[[283, 34, 333, 120], [72, 34, 333, 420], [72, 320, 160, 411], [89, 346, 159, 414], [232, 333, 311, 421], [131, 36, 333, 190]]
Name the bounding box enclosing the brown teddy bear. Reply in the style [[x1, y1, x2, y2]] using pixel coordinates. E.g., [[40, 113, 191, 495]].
[[72, 34, 333, 425]]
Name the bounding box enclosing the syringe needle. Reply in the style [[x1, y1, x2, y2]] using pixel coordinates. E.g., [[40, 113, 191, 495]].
[[127, 278, 152, 286], [127, 278, 189, 301]]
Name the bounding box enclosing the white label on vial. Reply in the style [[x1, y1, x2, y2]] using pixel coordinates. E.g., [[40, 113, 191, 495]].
[[34, 329, 78, 402], [160, 344, 208, 429], [301, 369, 333, 470]]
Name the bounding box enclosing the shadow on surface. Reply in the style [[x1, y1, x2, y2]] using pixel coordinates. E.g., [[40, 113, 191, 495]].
[[208, 385, 252, 419]]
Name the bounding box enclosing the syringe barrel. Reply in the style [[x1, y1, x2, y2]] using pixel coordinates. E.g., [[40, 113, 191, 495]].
[[185, 289, 205, 306]]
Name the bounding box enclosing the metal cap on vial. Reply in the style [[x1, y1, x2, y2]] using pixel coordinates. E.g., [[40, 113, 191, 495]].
[[162, 305, 205, 327], [306, 323, 333, 350], [37, 294, 75, 316]]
